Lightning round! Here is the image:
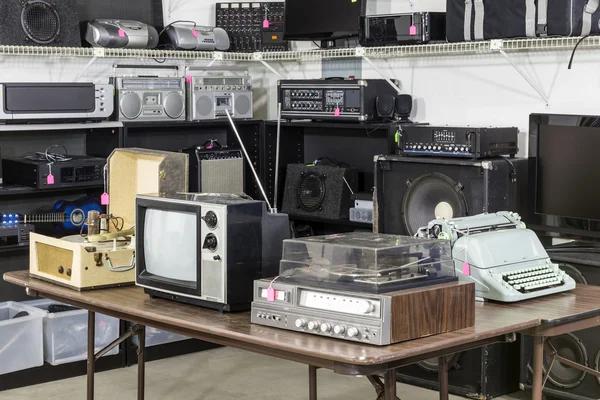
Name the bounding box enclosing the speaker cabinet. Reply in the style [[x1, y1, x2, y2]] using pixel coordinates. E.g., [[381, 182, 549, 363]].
[[397, 342, 521, 399], [181, 146, 244, 194], [0, 0, 81, 47], [520, 251, 600, 399], [374, 155, 528, 235], [282, 164, 358, 221]]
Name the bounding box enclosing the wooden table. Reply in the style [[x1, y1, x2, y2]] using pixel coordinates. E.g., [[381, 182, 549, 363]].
[[5, 271, 600, 400]]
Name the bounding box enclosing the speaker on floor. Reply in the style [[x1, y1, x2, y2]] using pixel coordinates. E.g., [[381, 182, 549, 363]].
[[520, 251, 600, 400], [374, 156, 528, 236], [397, 342, 522, 399], [282, 164, 358, 221], [0, 0, 81, 47]]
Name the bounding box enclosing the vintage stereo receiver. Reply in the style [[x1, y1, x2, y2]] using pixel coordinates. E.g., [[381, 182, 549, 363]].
[[251, 232, 475, 345], [360, 12, 446, 46], [0, 83, 113, 122], [2, 155, 105, 190], [85, 19, 159, 49], [278, 79, 398, 122], [187, 75, 252, 121], [112, 76, 186, 122], [29, 148, 188, 291], [135, 193, 290, 312], [181, 143, 244, 193], [397, 125, 519, 158]]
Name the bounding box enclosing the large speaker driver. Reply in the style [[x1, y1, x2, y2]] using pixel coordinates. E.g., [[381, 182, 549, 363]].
[[164, 93, 184, 119], [544, 333, 588, 389], [403, 173, 468, 235], [195, 95, 213, 119], [297, 172, 326, 212], [21, 1, 60, 44], [416, 353, 462, 372], [234, 93, 252, 118], [120, 93, 142, 120]]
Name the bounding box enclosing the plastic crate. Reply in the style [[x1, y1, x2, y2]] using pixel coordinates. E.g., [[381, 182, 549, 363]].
[[0, 302, 44, 375], [129, 323, 189, 347], [26, 299, 119, 366]]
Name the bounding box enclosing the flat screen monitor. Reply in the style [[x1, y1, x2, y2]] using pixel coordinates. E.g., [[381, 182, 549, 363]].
[[529, 113, 600, 239], [283, 0, 366, 40]]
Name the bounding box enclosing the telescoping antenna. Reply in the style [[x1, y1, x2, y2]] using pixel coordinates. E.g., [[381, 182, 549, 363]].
[[225, 109, 281, 214]]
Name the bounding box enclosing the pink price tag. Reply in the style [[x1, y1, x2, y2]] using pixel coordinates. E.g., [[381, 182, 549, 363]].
[[185, 75, 192, 84], [263, 19, 270, 28], [101, 192, 110, 206], [192, 29, 199, 38], [334, 107, 340, 117], [462, 262, 471, 276], [46, 174, 55, 185], [267, 286, 276, 302], [409, 25, 417, 36], [118, 29, 125, 38]]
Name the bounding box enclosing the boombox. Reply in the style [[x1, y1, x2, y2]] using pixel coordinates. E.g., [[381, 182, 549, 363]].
[[162, 25, 230, 51], [111, 76, 186, 122], [85, 19, 159, 49], [187, 74, 252, 121]]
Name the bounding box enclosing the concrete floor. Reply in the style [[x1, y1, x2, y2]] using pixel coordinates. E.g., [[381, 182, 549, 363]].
[[0, 347, 530, 400]]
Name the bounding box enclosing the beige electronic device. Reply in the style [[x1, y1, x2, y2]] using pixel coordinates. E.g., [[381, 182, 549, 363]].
[[29, 148, 188, 290]]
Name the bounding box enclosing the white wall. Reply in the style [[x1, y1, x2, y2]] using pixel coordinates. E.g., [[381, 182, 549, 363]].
[[2, 0, 599, 156]]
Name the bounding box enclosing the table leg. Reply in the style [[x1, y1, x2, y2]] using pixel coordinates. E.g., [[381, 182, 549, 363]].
[[309, 365, 317, 400], [532, 336, 545, 400], [438, 356, 449, 400], [137, 325, 146, 400], [87, 311, 96, 400], [384, 369, 397, 400]]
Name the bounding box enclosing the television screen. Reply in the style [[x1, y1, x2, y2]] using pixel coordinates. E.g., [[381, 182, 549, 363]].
[[143, 209, 197, 282], [283, 0, 365, 40], [536, 120, 600, 221]]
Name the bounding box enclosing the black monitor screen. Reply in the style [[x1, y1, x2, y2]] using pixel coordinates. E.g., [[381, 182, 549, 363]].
[[284, 0, 365, 40], [536, 121, 600, 221]]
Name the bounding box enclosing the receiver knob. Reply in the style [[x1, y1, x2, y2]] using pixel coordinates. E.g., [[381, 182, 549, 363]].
[[357, 301, 374, 314], [307, 321, 320, 331], [320, 323, 332, 333], [202, 233, 218, 251], [333, 325, 346, 335], [202, 211, 218, 229], [347, 327, 359, 337], [295, 319, 306, 328]]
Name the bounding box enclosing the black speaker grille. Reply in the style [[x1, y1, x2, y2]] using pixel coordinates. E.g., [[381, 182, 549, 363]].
[[402, 173, 468, 235], [544, 333, 588, 389], [297, 172, 326, 212], [417, 353, 462, 373], [21, 1, 60, 44]]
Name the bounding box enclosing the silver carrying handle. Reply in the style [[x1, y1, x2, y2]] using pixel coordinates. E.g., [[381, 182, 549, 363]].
[[104, 252, 136, 272]]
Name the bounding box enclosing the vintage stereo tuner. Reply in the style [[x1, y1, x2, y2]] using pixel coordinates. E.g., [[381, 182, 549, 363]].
[[112, 76, 186, 122], [187, 70, 252, 121]]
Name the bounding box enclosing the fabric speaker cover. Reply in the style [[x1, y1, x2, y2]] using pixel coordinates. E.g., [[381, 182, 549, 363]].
[[282, 164, 358, 221], [0, 0, 81, 47]]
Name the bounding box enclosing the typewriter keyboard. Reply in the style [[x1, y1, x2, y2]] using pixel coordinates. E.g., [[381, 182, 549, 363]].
[[498, 265, 566, 292]]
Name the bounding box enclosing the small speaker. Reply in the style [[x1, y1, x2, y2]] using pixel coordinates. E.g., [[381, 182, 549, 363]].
[[234, 92, 253, 119], [376, 95, 395, 119], [395, 94, 413, 121], [282, 164, 358, 221], [0, 0, 81, 47], [181, 144, 244, 194]]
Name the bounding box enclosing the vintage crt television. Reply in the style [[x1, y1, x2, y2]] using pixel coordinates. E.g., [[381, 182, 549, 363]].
[[135, 193, 290, 312]]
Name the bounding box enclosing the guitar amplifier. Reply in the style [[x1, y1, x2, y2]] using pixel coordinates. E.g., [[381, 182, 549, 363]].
[[182, 144, 244, 194]]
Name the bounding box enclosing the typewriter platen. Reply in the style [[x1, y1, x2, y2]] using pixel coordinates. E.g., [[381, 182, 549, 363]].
[[416, 211, 576, 302]]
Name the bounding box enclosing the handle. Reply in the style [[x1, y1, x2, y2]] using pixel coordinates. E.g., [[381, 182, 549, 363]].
[[113, 64, 179, 70], [104, 252, 136, 272], [87, 227, 135, 243]]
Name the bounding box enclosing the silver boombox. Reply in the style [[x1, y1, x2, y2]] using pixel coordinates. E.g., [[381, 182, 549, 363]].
[[187, 72, 253, 121], [112, 76, 186, 122]]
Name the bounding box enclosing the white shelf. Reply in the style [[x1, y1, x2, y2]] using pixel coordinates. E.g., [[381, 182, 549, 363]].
[[0, 121, 123, 132], [0, 36, 596, 62]]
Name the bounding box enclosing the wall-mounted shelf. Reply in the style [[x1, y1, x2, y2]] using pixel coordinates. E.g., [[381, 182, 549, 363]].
[[0, 36, 596, 62]]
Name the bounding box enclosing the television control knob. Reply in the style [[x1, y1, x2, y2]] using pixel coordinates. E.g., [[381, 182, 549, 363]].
[[347, 327, 359, 337], [320, 323, 332, 333], [307, 321, 320, 331], [333, 325, 346, 335], [202, 211, 218, 229], [295, 319, 306, 328], [202, 233, 218, 251]]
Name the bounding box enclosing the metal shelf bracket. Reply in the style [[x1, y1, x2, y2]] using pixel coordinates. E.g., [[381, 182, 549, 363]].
[[492, 40, 549, 104], [254, 53, 286, 79], [362, 56, 402, 94], [213, 51, 224, 61], [74, 54, 100, 82]]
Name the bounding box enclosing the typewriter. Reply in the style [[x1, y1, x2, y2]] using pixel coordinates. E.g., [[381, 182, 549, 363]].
[[416, 211, 576, 302]]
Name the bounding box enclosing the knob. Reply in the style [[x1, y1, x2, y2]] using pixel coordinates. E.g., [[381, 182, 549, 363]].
[[295, 319, 306, 328], [307, 321, 320, 331], [202, 211, 218, 229], [357, 301, 374, 314], [454, 147, 459, 151], [203, 233, 218, 251], [333, 325, 346, 335], [347, 327, 359, 337], [320, 323, 332, 333], [460, 147, 465, 151]]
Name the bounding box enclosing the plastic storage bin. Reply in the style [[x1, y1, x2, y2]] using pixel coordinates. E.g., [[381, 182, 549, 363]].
[[0, 301, 44, 375], [129, 323, 189, 347], [26, 299, 119, 366]]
